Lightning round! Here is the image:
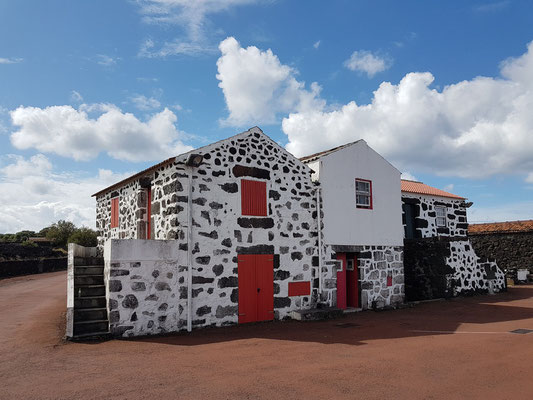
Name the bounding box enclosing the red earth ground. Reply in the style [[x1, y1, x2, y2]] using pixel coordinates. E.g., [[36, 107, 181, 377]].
[[1, 271, 532, 400]]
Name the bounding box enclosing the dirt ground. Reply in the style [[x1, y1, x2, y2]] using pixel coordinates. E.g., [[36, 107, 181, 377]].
[[1, 271, 532, 400]]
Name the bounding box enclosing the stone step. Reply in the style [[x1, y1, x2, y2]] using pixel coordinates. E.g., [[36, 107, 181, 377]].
[[74, 296, 106, 309], [74, 256, 104, 266], [73, 319, 109, 336], [70, 331, 111, 341], [74, 275, 104, 286], [75, 308, 108, 322], [75, 266, 104, 276], [75, 285, 105, 297], [290, 307, 344, 321]]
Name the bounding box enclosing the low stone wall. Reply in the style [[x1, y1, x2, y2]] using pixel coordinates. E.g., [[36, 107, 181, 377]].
[[470, 232, 533, 271], [104, 239, 184, 338], [0, 257, 67, 279]]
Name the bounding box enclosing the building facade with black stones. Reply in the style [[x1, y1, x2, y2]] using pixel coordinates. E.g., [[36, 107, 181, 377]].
[[401, 180, 506, 300], [92, 127, 332, 336]]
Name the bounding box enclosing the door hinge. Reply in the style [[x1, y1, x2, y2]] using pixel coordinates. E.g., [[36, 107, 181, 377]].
[[238, 313, 246, 316]]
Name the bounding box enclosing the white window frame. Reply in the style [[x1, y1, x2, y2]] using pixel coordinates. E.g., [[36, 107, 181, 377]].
[[355, 178, 372, 209], [435, 205, 447, 227]]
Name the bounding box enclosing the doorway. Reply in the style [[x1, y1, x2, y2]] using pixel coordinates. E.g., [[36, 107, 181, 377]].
[[403, 203, 417, 239], [336, 252, 359, 309], [237, 254, 274, 323]]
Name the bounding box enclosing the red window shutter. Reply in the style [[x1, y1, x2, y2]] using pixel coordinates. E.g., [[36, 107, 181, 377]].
[[111, 197, 119, 228], [241, 179, 267, 216]]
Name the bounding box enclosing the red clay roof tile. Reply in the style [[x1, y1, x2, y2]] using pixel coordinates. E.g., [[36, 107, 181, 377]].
[[401, 180, 465, 200]]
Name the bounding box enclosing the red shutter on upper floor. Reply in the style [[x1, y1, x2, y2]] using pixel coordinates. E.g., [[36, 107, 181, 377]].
[[241, 179, 267, 216], [111, 197, 119, 228]]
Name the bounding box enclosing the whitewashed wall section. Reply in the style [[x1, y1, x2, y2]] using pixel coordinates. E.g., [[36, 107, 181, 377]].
[[447, 240, 506, 295]]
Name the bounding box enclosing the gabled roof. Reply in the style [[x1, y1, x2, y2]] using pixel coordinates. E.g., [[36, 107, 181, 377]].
[[92, 127, 310, 197], [401, 180, 465, 200], [299, 140, 363, 163], [469, 220, 533, 235]]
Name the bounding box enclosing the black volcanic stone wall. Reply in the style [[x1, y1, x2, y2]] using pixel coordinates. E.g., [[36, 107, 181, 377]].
[[470, 232, 533, 271], [403, 238, 454, 301]]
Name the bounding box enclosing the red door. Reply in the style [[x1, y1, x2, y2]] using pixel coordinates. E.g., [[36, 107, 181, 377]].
[[336, 253, 347, 309], [346, 254, 359, 308], [238, 254, 274, 323]]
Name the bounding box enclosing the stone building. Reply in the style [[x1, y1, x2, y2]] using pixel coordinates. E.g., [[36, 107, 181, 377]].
[[401, 180, 506, 300], [87, 127, 331, 337], [301, 140, 405, 311]]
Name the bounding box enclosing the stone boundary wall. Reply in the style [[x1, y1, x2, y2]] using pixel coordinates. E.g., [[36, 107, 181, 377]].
[[0, 257, 67, 279], [470, 231, 533, 271]]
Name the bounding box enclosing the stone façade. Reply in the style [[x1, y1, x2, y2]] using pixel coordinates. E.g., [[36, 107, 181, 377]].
[[96, 128, 324, 336]]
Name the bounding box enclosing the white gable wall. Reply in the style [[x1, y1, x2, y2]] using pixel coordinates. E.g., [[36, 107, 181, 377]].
[[316, 141, 403, 247]]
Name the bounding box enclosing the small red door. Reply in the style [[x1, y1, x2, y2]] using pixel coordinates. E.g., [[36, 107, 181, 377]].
[[238, 254, 274, 323], [346, 254, 359, 308], [336, 253, 347, 309]]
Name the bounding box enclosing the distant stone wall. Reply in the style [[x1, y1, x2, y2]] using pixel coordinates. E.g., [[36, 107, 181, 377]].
[[470, 232, 533, 271], [0, 257, 67, 279], [402, 194, 468, 238], [404, 237, 505, 302]]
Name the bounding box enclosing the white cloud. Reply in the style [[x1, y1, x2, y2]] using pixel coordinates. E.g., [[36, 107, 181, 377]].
[[525, 172, 533, 183], [130, 94, 162, 110], [1, 154, 52, 178], [401, 172, 417, 181], [344, 50, 392, 78], [9, 104, 192, 162], [216, 37, 325, 126], [0, 57, 23, 64], [70, 90, 83, 103], [95, 54, 119, 66], [313, 40, 321, 49], [280, 40, 533, 179], [443, 183, 455, 192], [0, 155, 131, 232], [136, 0, 261, 57], [473, 1, 509, 13]]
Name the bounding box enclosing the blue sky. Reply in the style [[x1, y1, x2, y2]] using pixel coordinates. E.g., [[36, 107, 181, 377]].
[[1, 0, 533, 232]]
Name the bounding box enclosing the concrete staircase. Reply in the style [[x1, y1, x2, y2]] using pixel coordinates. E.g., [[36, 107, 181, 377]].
[[72, 255, 109, 338]]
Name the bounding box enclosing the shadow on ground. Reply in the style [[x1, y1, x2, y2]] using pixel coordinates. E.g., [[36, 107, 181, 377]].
[[128, 285, 533, 348]]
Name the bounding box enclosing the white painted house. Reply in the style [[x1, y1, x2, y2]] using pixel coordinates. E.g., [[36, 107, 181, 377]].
[[301, 140, 405, 311]]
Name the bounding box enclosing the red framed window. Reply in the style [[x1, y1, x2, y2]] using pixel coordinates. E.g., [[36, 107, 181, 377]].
[[111, 197, 119, 228], [355, 178, 372, 209], [241, 179, 267, 216]]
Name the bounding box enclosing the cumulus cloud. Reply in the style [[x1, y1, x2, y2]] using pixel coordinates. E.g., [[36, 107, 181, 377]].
[[344, 50, 392, 78], [216, 37, 533, 180], [280, 41, 533, 179], [0, 154, 132, 232], [216, 37, 325, 126], [400, 172, 418, 181], [525, 172, 533, 183], [10, 104, 192, 162], [137, 0, 260, 57], [313, 40, 321, 49]]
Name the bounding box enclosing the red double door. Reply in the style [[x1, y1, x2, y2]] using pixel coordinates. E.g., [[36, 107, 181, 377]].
[[336, 253, 359, 309], [238, 254, 274, 324]]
